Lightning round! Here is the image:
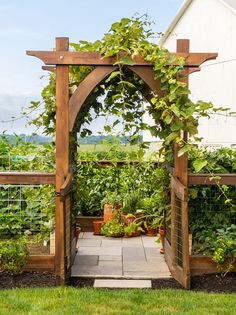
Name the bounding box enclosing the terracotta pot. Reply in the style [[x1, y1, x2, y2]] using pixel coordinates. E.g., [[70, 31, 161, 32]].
[[121, 214, 136, 225], [103, 203, 115, 223], [93, 220, 104, 235], [159, 226, 165, 254], [146, 227, 157, 237]]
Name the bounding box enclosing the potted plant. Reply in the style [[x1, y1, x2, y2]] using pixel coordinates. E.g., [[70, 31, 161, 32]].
[[141, 196, 165, 238], [124, 221, 143, 238], [101, 192, 123, 223], [101, 216, 124, 237], [92, 220, 104, 235]]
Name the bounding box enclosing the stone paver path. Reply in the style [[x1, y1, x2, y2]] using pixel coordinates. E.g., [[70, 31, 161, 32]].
[[71, 232, 171, 279]]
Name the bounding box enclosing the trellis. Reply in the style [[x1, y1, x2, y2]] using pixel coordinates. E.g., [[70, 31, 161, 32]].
[[0, 37, 227, 288]]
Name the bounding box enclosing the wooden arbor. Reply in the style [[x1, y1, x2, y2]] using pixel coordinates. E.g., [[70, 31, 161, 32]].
[[27, 38, 217, 287]]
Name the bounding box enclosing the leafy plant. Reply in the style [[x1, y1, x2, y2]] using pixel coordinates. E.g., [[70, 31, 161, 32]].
[[196, 225, 236, 275], [101, 217, 124, 237], [0, 238, 29, 272], [121, 191, 143, 215], [101, 192, 123, 210], [124, 221, 143, 237]]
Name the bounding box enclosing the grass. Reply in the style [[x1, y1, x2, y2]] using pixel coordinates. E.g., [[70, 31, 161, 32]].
[[0, 287, 235, 315]]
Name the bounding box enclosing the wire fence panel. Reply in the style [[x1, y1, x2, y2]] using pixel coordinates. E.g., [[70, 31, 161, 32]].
[[0, 155, 55, 172], [174, 194, 183, 267], [188, 185, 236, 255], [0, 184, 55, 237]]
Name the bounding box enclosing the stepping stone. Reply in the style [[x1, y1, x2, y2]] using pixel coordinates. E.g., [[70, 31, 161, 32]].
[[94, 279, 152, 288]]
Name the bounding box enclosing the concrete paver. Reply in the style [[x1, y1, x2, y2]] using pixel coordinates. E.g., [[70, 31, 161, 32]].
[[77, 239, 102, 247], [72, 233, 171, 280], [122, 247, 146, 261], [99, 255, 122, 261], [74, 255, 98, 266], [94, 279, 152, 288], [77, 246, 122, 256]]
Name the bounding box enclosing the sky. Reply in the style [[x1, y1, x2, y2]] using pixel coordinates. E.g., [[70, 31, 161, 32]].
[[0, 0, 184, 135]]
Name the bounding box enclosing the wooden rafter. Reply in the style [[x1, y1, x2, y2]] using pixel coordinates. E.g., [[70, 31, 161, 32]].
[[27, 50, 217, 67]]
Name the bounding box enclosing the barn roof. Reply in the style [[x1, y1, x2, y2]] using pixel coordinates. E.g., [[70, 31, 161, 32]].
[[159, 0, 236, 46]]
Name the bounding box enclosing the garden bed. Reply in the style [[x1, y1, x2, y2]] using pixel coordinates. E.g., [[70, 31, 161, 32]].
[[0, 271, 235, 292], [0, 271, 59, 289], [76, 216, 103, 232]]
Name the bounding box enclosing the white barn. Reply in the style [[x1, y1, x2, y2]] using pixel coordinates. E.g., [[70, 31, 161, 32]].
[[144, 0, 236, 149]]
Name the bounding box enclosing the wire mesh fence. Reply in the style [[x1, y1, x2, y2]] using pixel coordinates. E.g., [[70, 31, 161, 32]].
[[188, 185, 236, 255], [0, 184, 55, 237], [0, 155, 55, 172], [173, 195, 183, 267]]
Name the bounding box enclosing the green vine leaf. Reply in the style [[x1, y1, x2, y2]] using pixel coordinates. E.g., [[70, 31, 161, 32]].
[[193, 159, 208, 173], [120, 56, 135, 66], [165, 131, 179, 145]]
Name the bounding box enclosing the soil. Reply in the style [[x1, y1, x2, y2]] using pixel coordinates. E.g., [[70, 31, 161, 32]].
[[0, 271, 58, 289], [152, 273, 236, 293], [0, 271, 235, 292]]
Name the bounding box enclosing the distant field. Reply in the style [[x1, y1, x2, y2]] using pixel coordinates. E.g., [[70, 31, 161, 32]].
[[78, 144, 138, 152]]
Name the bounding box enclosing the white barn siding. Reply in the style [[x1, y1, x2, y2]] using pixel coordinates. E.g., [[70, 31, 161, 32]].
[[144, 0, 236, 147]]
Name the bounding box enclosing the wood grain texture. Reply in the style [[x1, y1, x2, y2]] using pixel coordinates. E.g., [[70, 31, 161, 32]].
[[42, 66, 56, 72], [170, 39, 190, 290], [24, 255, 55, 271], [190, 255, 236, 276], [189, 173, 236, 185], [27, 50, 217, 67], [55, 37, 69, 283], [60, 173, 72, 201], [0, 172, 55, 185], [128, 66, 164, 97], [171, 176, 188, 202]]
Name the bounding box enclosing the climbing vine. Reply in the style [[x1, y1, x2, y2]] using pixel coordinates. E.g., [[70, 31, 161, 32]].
[[28, 14, 229, 160]]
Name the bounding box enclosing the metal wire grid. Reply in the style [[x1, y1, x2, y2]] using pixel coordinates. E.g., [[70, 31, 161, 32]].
[[0, 155, 55, 172], [165, 209, 171, 245], [0, 184, 54, 235], [188, 185, 236, 235], [174, 195, 183, 267]]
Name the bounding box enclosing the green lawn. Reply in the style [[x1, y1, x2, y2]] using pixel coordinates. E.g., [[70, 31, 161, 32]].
[[0, 288, 235, 315]]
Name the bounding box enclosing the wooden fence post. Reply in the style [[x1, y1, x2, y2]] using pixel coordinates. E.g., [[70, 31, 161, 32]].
[[55, 37, 69, 283]]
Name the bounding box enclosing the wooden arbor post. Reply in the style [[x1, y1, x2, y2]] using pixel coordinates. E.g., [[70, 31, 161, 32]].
[[55, 37, 70, 282], [170, 39, 191, 289]]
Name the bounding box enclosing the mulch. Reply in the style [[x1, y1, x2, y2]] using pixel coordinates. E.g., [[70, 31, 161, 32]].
[[0, 271, 235, 293]]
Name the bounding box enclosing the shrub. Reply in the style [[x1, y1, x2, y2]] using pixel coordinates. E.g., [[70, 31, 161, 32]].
[[0, 238, 29, 272]]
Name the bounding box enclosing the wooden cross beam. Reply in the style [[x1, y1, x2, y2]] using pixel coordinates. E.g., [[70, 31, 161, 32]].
[[27, 50, 217, 67]]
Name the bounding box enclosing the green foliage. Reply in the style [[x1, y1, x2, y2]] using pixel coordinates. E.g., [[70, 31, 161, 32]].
[[27, 15, 228, 160], [0, 135, 55, 172], [196, 225, 236, 274], [124, 221, 143, 237], [0, 136, 55, 239], [189, 146, 236, 174], [101, 192, 122, 210], [121, 191, 143, 215], [0, 238, 29, 272], [0, 185, 55, 238], [101, 217, 124, 237], [75, 158, 169, 217], [188, 147, 236, 266]]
